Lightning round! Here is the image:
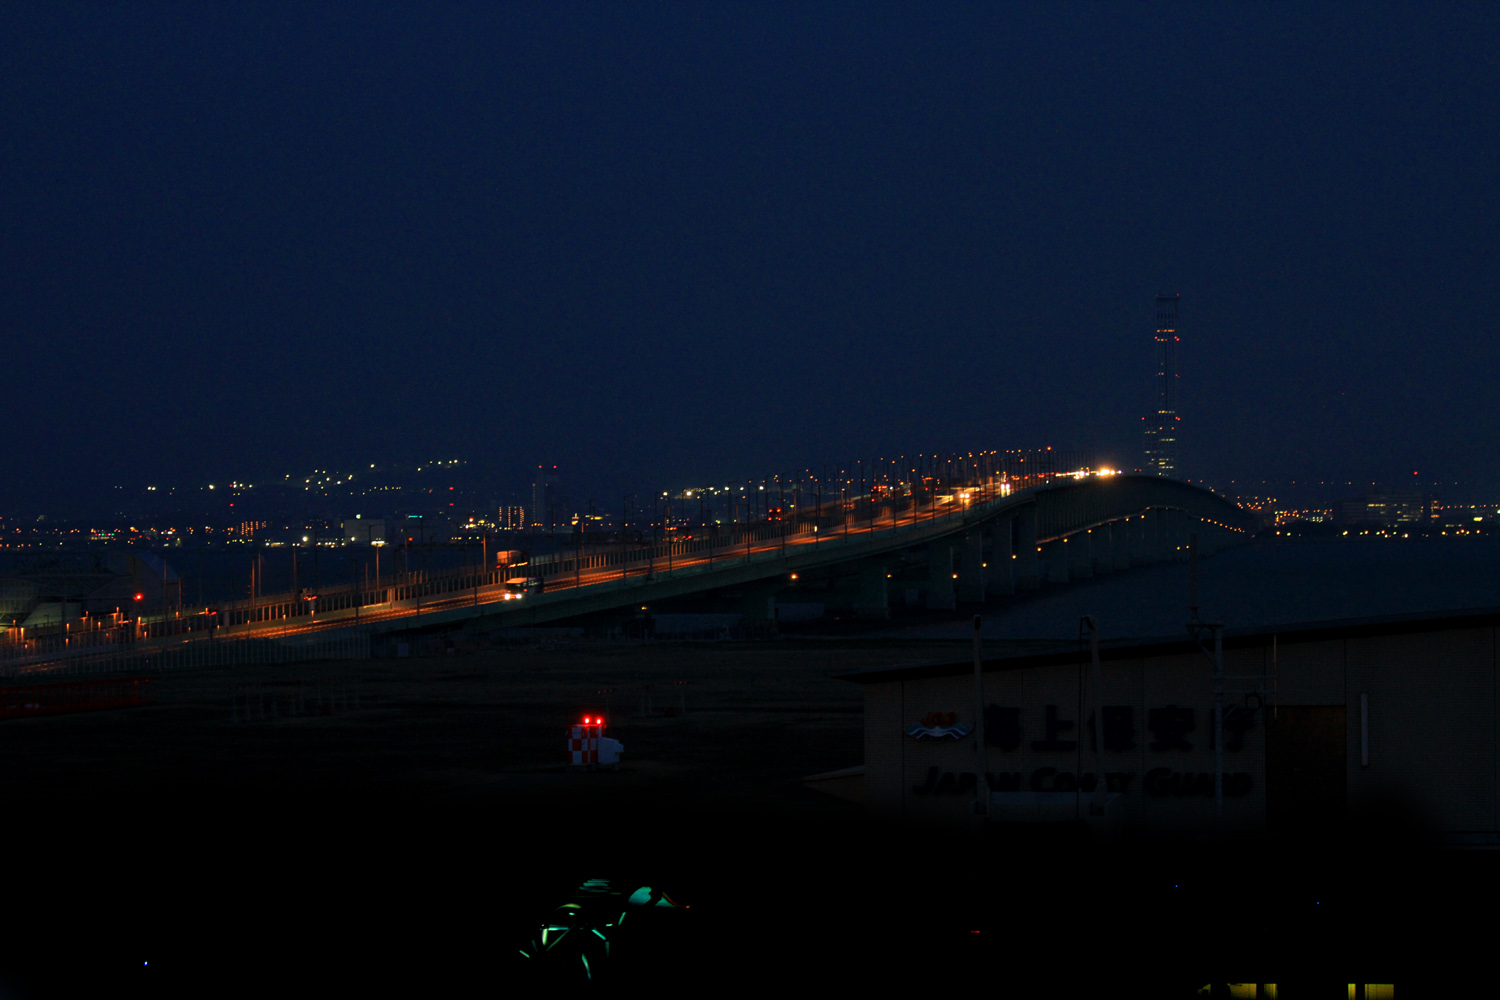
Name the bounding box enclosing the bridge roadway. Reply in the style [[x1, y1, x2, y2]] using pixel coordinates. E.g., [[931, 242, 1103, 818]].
[[211, 472, 1258, 640], [1, 474, 1257, 672]]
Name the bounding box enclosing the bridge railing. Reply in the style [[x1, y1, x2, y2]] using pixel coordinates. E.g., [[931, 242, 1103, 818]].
[[0, 558, 508, 660], [2, 457, 1066, 648], [519, 471, 1030, 593], [509, 471, 1257, 598], [5, 462, 1182, 663]]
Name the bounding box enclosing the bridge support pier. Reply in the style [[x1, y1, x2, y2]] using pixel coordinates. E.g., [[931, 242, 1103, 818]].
[[1128, 514, 1148, 567], [1068, 531, 1093, 579], [1046, 540, 1069, 585], [1090, 525, 1113, 575], [1198, 522, 1217, 556], [854, 561, 891, 620], [1148, 507, 1170, 563], [957, 532, 985, 603], [927, 544, 957, 610], [739, 580, 782, 625], [1016, 506, 1040, 590], [1111, 520, 1132, 572], [986, 516, 1015, 597]]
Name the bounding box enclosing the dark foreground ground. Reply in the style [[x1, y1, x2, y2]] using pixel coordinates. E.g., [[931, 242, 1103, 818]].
[[0, 637, 1491, 997]]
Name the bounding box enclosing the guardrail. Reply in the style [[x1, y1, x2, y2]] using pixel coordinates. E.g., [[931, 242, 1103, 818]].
[[524, 477, 1022, 586]]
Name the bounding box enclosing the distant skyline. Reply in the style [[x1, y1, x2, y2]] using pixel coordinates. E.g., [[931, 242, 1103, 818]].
[[4, 4, 1497, 513], [5, 451, 1491, 527]]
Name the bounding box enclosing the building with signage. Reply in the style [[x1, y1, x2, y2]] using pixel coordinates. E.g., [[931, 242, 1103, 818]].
[[839, 608, 1500, 843]]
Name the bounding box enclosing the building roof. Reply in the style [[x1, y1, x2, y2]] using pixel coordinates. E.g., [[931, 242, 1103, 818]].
[[834, 606, 1500, 685]]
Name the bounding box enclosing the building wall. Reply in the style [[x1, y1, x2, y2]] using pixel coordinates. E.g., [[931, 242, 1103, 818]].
[[867, 654, 1266, 835], [862, 621, 1500, 839], [1345, 627, 1498, 833]]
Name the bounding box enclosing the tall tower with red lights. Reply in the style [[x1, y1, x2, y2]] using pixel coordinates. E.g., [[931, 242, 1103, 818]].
[[1143, 293, 1180, 477]]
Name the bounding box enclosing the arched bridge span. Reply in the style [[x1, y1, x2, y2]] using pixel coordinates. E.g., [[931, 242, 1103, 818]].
[[377, 474, 1257, 632], [0, 474, 1261, 673]]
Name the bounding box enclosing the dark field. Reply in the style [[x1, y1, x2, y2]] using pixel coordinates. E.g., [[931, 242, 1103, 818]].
[[0, 638, 948, 994], [0, 637, 1491, 996]]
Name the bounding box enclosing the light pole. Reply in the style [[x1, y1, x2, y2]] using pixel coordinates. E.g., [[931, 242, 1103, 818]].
[[818, 466, 826, 548], [973, 614, 987, 822], [779, 474, 786, 557]]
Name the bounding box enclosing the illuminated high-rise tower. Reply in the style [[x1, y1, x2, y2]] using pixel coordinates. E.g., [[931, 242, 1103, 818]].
[[1143, 293, 1180, 476]]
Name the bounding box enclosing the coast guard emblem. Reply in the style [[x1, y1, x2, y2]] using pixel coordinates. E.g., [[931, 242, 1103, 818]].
[[904, 711, 973, 740]]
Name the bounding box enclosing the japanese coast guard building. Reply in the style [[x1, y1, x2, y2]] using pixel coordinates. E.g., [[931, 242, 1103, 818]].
[[839, 608, 1500, 842]]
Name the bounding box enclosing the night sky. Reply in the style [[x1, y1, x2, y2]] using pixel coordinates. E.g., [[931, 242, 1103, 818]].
[[4, 4, 1497, 514]]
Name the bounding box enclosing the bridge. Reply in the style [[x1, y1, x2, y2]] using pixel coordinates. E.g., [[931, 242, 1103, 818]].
[[2, 463, 1258, 675], [394, 470, 1257, 632]]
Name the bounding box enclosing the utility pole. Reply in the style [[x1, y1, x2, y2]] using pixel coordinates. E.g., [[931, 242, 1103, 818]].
[[842, 472, 848, 540], [972, 614, 987, 822], [1186, 532, 1226, 834], [779, 474, 786, 557], [819, 466, 826, 546], [1084, 616, 1109, 818]]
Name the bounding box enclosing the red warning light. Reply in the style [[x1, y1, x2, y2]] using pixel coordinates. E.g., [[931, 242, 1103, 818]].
[[133, 593, 144, 601]]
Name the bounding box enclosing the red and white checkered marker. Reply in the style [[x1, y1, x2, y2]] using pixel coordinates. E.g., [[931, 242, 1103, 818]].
[[569, 718, 604, 765]]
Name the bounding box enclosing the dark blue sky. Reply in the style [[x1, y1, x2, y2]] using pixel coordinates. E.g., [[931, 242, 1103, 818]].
[[4, 4, 1497, 513]]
